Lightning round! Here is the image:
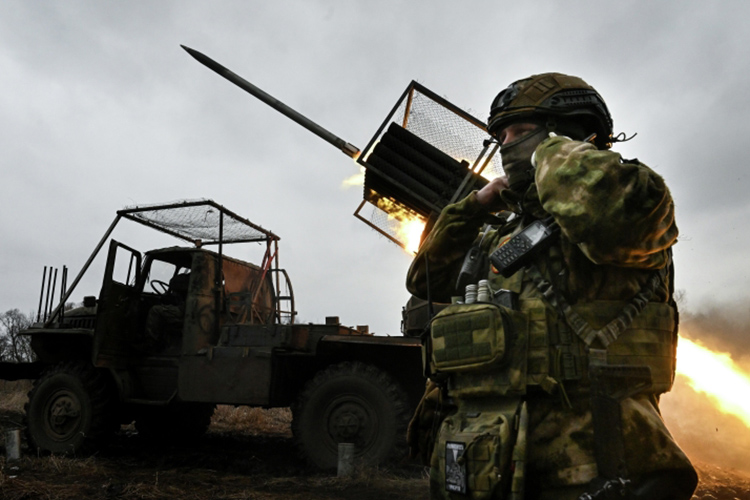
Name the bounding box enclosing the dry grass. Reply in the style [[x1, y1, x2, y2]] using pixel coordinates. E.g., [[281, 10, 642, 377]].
[[0, 454, 429, 500], [0, 381, 29, 412], [2, 380, 748, 498], [693, 461, 750, 499], [209, 405, 293, 437], [0, 381, 28, 451], [0, 391, 430, 500], [250, 464, 429, 493]]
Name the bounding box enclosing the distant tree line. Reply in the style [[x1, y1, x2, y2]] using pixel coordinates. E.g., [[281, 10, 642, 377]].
[[0, 309, 35, 362]]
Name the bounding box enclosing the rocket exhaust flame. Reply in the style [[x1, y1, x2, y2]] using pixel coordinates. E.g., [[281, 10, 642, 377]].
[[373, 197, 426, 255], [344, 168, 426, 255], [675, 337, 750, 428], [393, 217, 425, 255], [341, 167, 365, 189]]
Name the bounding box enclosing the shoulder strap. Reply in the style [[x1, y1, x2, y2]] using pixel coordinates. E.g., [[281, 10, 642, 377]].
[[525, 254, 670, 351]]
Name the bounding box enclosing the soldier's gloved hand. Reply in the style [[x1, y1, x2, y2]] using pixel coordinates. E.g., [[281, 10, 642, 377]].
[[531, 132, 572, 168], [475, 175, 511, 212]]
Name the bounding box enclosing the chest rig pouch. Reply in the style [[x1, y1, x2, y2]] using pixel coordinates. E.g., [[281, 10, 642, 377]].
[[429, 302, 529, 395], [427, 302, 529, 499]]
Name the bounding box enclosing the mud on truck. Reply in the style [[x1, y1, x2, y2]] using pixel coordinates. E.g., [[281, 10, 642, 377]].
[[0, 200, 424, 469]]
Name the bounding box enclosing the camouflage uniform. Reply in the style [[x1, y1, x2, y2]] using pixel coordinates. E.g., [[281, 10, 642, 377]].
[[407, 135, 697, 499]]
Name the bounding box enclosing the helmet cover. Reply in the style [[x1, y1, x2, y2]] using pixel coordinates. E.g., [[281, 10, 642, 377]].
[[488, 73, 614, 149]]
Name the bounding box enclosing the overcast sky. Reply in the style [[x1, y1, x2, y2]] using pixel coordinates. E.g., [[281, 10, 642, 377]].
[[1, 1, 749, 336]]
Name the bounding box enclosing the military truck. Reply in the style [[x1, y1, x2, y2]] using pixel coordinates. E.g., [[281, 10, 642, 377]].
[[1, 200, 423, 469]]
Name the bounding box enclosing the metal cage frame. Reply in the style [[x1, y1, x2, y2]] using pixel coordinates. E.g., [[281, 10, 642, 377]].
[[42, 200, 295, 328], [353, 81, 500, 252]]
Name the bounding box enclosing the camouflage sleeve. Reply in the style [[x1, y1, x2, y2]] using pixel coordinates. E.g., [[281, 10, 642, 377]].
[[406, 193, 488, 302], [534, 136, 678, 269]]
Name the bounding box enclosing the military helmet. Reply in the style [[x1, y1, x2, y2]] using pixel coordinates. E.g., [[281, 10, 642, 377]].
[[487, 73, 613, 149]]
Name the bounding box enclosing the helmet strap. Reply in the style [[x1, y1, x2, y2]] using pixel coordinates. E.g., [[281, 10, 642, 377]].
[[545, 117, 557, 134]]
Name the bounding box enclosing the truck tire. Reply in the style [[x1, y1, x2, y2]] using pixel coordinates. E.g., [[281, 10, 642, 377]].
[[135, 403, 215, 440], [25, 363, 117, 455], [292, 361, 411, 470]]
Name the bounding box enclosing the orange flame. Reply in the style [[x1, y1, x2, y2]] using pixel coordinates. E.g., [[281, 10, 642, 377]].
[[675, 337, 750, 428], [340, 167, 425, 254], [394, 217, 426, 255], [374, 197, 426, 255]]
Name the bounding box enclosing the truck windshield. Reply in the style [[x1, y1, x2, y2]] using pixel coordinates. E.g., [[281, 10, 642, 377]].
[[147, 259, 190, 295]]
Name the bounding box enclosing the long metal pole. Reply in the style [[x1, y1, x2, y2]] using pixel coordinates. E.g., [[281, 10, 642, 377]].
[[181, 45, 360, 159], [215, 212, 224, 337], [48, 268, 58, 321], [60, 266, 68, 323], [36, 267, 47, 322], [45, 215, 122, 326], [43, 268, 54, 322]]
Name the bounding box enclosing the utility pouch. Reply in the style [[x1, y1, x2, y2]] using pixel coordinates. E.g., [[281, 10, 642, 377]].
[[430, 303, 525, 374], [430, 400, 521, 500]]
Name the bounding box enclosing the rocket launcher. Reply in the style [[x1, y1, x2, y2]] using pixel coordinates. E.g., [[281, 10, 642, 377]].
[[182, 46, 500, 249]]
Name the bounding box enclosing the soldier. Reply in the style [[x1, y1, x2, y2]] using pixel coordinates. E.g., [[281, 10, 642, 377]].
[[406, 73, 697, 499]]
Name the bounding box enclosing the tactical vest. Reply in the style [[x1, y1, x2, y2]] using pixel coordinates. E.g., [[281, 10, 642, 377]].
[[425, 229, 678, 499]]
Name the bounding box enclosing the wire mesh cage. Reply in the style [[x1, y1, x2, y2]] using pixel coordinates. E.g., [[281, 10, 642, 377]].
[[42, 199, 292, 328], [118, 200, 278, 246], [355, 82, 502, 252]]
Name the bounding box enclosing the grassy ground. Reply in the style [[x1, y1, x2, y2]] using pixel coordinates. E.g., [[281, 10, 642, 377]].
[[0, 382, 429, 500], [0, 382, 748, 499]]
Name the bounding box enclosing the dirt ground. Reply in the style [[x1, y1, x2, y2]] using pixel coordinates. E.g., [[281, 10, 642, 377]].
[[0, 382, 749, 500]]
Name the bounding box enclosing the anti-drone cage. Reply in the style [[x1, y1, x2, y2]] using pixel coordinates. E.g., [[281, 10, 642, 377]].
[[354, 81, 503, 252]]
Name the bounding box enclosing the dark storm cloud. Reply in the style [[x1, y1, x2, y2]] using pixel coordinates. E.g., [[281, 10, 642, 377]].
[[1, 1, 749, 333]]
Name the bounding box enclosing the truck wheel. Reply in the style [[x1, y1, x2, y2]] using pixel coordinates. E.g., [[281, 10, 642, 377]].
[[25, 363, 117, 455], [292, 361, 410, 470], [135, 403, 215, 440]]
